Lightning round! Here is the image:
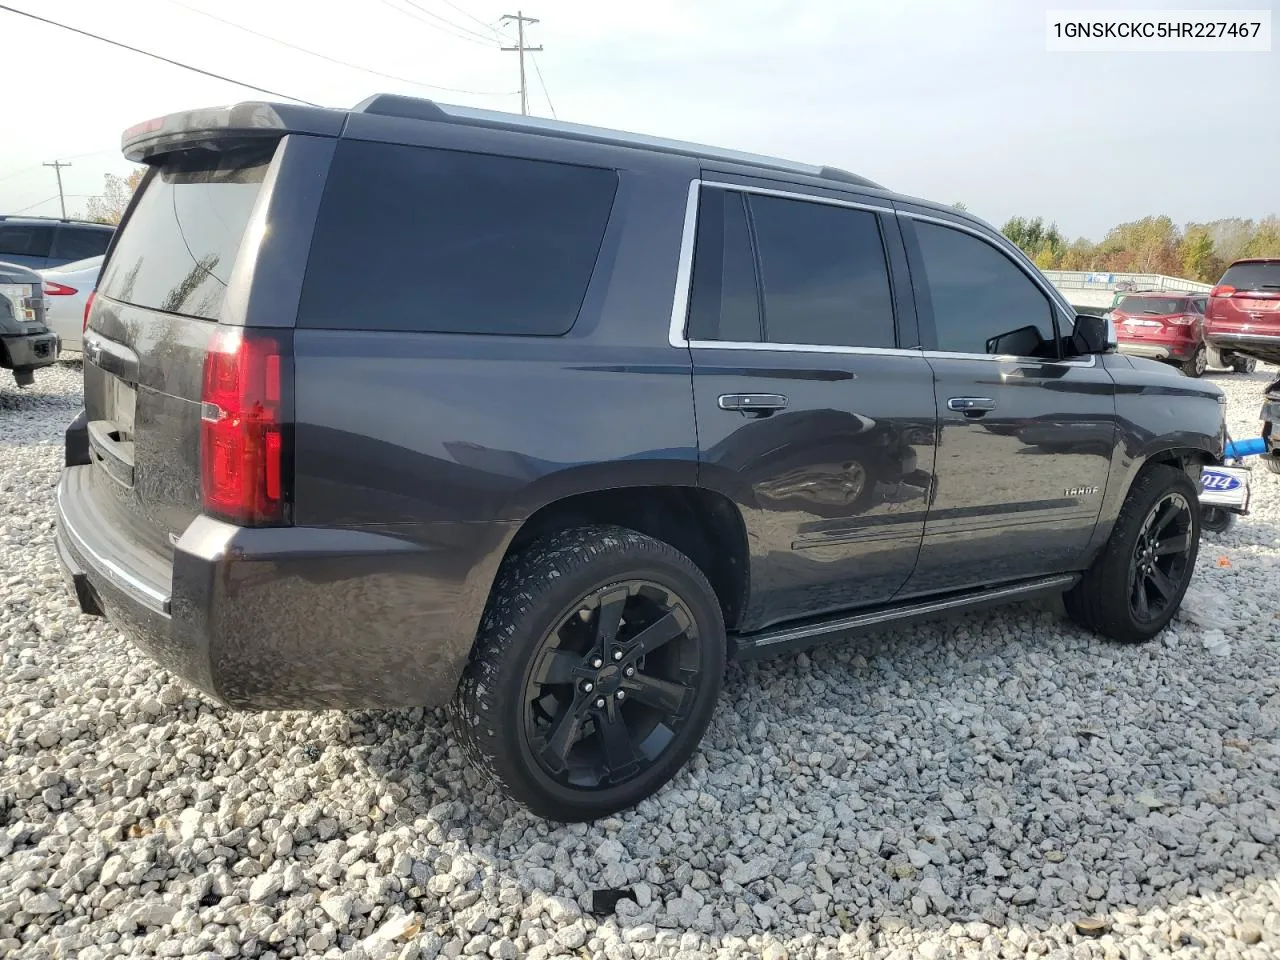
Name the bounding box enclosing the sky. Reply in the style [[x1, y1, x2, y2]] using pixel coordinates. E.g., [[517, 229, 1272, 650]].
[[1, 0, 1276, 240]]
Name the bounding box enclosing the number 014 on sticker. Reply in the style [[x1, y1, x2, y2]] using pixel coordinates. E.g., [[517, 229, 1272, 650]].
[[1199, 466, 1250, 512]]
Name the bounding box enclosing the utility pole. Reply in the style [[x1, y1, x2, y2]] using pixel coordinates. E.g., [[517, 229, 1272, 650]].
[[500, 11, 542, 116], [43, 161, 71, 218]]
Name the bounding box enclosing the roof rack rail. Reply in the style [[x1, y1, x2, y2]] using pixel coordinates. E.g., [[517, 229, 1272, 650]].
[[352, 94, 882, 190], [0, 213, 109, 226]]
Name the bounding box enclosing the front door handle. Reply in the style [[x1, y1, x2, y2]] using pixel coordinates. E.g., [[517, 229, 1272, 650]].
[[948, 396, 997, 417], [718, 393, 788, 415]]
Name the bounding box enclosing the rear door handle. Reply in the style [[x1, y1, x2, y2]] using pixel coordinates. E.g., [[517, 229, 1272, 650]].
[[718, 393, 788, 415], [948, 396, 997, 416]]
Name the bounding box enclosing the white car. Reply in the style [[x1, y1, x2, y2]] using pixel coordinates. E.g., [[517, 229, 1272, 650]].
[[39, 255, 103, 356]]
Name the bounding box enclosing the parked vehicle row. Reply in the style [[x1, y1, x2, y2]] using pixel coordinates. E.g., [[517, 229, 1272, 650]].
[[1111, 291, 1256, 377], [53, 95, 1235, 820]]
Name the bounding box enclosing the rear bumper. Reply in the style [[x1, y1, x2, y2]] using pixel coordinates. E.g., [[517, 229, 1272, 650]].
[[54, 465, 515, 710], [1117, 341, 1190, 361], [2, 331, 59, 369], [1204, 331, 1280, 366]]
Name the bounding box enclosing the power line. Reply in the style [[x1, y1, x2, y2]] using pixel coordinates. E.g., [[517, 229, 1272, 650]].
[[0, 3, 316, 105], [374, 0, 495, 47], [10, 196, 58, 215], [399, 0, 497, 43], [531, 54, 557, 120], [163, 0, 512, 96], [433, 0, 500, 34]]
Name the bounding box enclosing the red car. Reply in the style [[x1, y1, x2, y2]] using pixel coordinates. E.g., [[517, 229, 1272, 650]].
[[1204, 258, 1280, 367], [1111, 292, 1223, 377]]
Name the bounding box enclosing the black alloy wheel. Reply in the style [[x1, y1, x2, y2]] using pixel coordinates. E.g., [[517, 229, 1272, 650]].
[[523, 580, 704, 790], [1129, 491, 1195, 625]]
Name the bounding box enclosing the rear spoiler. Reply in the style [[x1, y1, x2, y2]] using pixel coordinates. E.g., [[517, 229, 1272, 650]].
[[122, 102, 345, 163]]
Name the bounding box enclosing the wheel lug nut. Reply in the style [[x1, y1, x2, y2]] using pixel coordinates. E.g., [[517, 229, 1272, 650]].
[[615, 690, 626, 701], [624, 666, 635, 677], [591, 657, 603, 669], [581, 682, 593, 693], [613, 649, 624, 661], [595, 697, 605, 709]]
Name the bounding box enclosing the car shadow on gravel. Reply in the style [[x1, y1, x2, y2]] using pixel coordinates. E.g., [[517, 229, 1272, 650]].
[[337, 575, 1279, 950]]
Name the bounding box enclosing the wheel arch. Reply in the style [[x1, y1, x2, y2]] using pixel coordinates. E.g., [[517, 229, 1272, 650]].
[[500, 484, 751, 631]]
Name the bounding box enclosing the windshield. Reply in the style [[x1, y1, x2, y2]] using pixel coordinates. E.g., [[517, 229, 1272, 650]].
[[1220, 262, 1280, 291], [1117, 296, 1187, 315], [97, 144, 275, 321]]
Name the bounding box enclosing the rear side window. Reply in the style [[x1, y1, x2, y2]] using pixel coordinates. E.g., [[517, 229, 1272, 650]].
[[1117, 296, 1186, 315], [1220, 262, 1280, 291], [99, 146, 273, 321], [298, 140, 618, 335], [686, 189, 897, 349], [52, 226, 111, 261], [0, 224, 53, 258]]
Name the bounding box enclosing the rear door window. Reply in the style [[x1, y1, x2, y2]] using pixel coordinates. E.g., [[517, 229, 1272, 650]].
[[687, 188, 898, 348], [751, 195, 897, 348], [0, 224, 54, 258], [297, 140, 618, 335], [97, 146, 274, 321], [1220, 262, 1280, 291], [687, 188, 762, 342], [52, 226, 112, 262]]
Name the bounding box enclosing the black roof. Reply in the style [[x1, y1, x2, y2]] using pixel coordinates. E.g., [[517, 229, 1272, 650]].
[[121, 94, 882, 190]]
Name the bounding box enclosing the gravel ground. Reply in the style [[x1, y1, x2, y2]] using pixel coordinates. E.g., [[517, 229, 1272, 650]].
[[1, 362, 1278, 960]]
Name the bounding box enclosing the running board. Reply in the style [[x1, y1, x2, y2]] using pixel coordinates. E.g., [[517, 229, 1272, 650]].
[[731, 573, 1079, 660]]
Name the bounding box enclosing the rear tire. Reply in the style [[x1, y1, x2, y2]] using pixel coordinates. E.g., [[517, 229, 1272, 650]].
[[1182, 344, 1207, 378], [1233, 356, 1258, 375], [450, 525, 726, 822], [1200, 506, 1235, 535], [1064, 464, 1200, 643], [1264, 454, 1280, 476]]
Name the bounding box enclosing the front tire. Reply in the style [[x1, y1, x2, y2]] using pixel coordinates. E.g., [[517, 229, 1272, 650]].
[[450, 525, 726, 821], [1232, 356, 1258, 375], [1182, 344, 1208, 378], [1064, 464, 1200, 643]]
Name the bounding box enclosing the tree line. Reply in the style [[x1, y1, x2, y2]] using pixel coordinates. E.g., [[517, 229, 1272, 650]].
[[995, 212, 1280, 282]]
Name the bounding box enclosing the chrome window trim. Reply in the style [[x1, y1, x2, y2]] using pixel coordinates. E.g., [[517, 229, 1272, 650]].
[[668, 179, 701, 348], [896, 210, 1097, 368], [701, 180, 893, 215], [689, 339, 923, 357], [667, 179, 1096, 367]]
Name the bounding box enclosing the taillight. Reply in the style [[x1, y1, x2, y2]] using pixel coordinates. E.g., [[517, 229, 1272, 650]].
[[1166, 314, 1197, 326], [82, 291, 96, 332], [1210, 284, 1237, 298], [43, 281, 77, 296], [200, 328, 292, 526]]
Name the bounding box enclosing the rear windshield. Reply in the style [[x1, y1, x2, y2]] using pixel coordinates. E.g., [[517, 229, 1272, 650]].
[[98, 145, 274, 321], [1117, 296, 1187, 315], [1220, 262, 1280, 291]]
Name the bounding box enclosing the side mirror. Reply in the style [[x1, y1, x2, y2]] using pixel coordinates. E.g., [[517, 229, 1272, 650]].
[[1072, 313, 1117, 356], [986, 325, 1046, 357]]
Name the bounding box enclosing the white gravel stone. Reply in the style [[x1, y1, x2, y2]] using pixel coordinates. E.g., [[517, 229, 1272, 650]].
[[3, 362, 1280, 959]]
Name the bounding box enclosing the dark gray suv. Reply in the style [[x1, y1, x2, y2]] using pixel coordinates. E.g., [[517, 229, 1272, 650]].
[[56, 96, 1230, 820]]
